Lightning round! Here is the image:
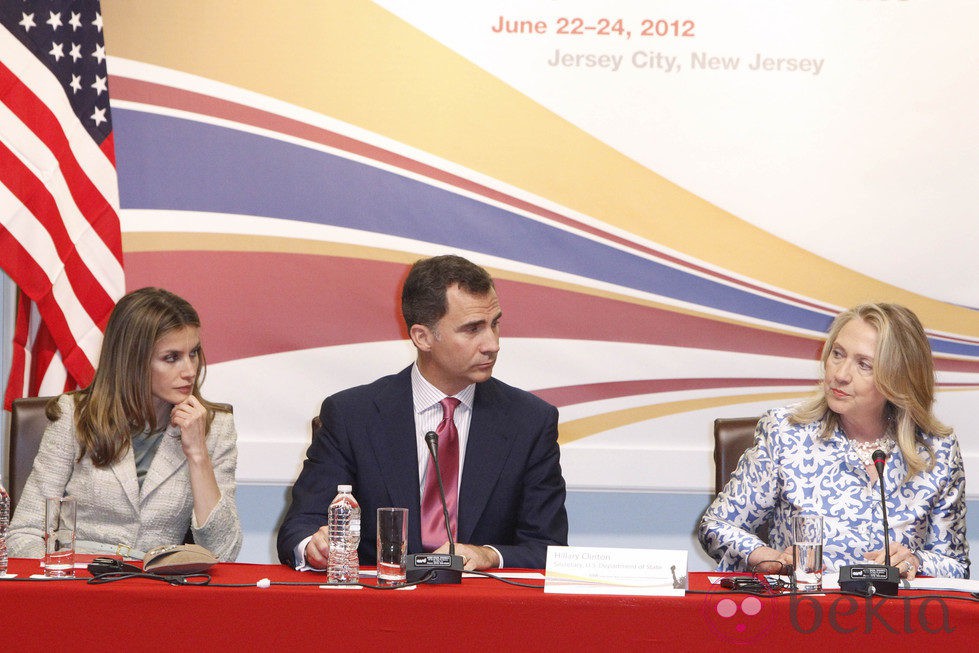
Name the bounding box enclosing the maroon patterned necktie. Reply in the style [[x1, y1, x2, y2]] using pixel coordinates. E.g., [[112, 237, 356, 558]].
[[421, 397, 460, 551]]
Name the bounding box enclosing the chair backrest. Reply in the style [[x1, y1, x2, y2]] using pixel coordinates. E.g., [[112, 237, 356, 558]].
[[9, 396, 55, 514], [712, 416, 761, 496]]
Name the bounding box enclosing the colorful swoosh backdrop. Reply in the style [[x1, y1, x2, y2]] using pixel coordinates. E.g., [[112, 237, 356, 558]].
[[102, 1, 979, 490]]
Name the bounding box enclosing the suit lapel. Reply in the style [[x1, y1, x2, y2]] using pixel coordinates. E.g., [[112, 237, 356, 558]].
[[140, 435, 187, 504], [458, 379, 511, 544], [109, 446, 140, 514], [369, 368, 424, 548]]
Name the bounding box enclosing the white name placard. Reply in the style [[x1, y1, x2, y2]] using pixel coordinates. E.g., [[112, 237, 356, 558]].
[[544, 546, 687, 596]]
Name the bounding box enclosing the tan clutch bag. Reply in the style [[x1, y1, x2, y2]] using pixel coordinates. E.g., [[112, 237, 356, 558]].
[[143, 543, 218, 574]]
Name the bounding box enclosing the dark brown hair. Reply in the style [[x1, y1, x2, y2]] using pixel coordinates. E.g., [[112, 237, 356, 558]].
[[401, 255, 495, 330]]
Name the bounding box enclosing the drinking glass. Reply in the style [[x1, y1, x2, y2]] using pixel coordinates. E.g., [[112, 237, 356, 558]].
[[376, 507, 408, 586], [44, 496, 76, 578], [792, 512, 823, 591]]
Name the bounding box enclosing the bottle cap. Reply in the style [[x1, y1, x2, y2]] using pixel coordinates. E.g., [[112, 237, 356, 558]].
[[338, 484, 352, 492]]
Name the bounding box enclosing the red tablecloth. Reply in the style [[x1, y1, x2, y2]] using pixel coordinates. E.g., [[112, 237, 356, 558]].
[[1, 560, 976, 650]]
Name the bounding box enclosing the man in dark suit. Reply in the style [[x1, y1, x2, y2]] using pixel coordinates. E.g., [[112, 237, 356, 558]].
[[277, 254, 568, 570]]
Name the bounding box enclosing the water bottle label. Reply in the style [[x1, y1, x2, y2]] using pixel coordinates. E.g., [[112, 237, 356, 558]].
[[350, 518, 360, 534]]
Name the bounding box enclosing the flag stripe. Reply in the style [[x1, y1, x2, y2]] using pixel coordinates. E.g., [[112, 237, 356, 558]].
[[1, 2, 123, 409], [27, 298, 70, 396], [0, 63, 124, 290], [0, 176, 104, 336], [0, 221, 97, 383], [0, 142, 117, 329]]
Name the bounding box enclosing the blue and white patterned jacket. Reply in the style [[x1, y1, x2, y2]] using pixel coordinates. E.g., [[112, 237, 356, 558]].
[[699, 406, 969, 578]]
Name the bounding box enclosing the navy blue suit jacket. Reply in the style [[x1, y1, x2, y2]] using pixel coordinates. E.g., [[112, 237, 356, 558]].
[[277, 366, 568, 569]]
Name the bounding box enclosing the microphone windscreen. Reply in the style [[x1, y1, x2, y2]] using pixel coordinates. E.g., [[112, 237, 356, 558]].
[[872, 449, 887, 464]]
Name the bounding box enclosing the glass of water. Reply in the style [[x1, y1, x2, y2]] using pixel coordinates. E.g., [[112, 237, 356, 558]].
[[44, 496, 76, 578], [792, 512, 823, 591], [376, 507, 408, 586]]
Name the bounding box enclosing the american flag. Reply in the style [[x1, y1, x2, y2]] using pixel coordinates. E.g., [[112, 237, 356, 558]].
[[1, 0, 123, 409]]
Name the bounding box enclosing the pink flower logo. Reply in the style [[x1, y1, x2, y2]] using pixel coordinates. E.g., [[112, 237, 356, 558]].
[[702, 584, 776, 643]]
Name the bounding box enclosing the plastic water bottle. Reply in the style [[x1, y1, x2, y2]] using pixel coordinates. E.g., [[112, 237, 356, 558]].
[[326, 484, 360, 584], [0, 480, 10, 575]]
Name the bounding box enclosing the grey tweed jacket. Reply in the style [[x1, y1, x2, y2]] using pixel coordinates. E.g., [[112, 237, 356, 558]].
[[8, 394, 242, 561]]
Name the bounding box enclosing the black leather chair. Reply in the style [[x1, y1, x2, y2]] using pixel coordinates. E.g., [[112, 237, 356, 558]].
[[9, 396, 55, 514], [713, 416, 770, 543], [712, 416, 760, 496]]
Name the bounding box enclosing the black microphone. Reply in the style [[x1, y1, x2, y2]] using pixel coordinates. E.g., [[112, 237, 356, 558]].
[[872, 449, 892, 568], [838, 448, 900, 595], [425, 431, 457, 557], [405, 431, 464, 584]]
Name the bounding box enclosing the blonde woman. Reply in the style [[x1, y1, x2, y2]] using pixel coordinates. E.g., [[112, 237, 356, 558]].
[[9, 288, 242, 561], [699, 303, 967, 578]]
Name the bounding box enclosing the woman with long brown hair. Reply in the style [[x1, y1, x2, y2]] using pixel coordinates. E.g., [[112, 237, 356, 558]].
[[9, 288, 242, 561]]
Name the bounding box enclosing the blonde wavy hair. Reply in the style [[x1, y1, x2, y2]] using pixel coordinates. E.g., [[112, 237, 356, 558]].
[[48, 288, 226, 466], [790, 303, 951, 478]]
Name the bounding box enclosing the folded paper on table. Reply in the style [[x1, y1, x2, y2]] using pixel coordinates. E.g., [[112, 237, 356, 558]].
[[544, 546, 687, 596]]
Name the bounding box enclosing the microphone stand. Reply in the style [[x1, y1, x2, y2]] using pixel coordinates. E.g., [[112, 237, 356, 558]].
[[838, 449, 900, 596], [405, 432, 464, 584]]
